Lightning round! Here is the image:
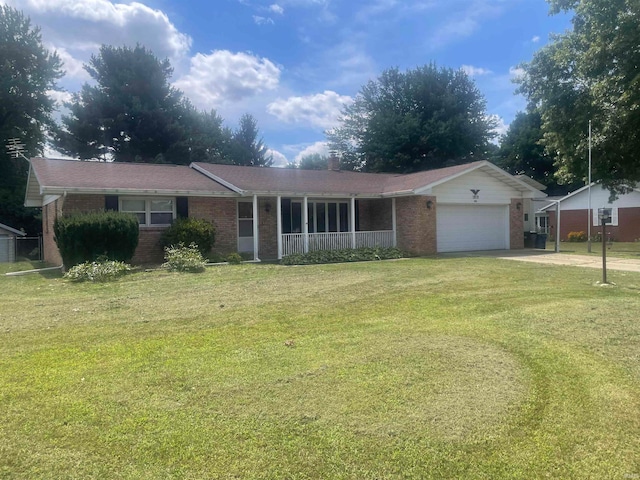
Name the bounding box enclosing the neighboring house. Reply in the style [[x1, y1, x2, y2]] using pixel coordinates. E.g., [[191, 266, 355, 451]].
[[25, 157, 546, 264], [539, 183, 640, 241], [0, 223, 26, 263]]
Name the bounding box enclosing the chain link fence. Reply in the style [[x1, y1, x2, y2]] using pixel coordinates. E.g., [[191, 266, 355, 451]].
[[0, 236, 43, 263]]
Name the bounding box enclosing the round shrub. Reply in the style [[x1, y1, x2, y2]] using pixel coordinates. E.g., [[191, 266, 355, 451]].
[[160, 218, 216, 256], [54, 211, 139, 268], [162, 243, 207, 272], [64, 260, 132, 282]]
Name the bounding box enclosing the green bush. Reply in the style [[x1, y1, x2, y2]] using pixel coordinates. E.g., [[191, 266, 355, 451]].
[[160, 218, 216, 256], [281, 247, 404, 265], [226, 252, 243, 264], [64, 260, 131, 282], [54, 211, 139, 268], [163, 243, 206, 272], [567, 231, 587, 242]]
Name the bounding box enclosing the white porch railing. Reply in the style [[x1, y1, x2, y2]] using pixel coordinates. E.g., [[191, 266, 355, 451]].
[[281, 230, 394, 257]]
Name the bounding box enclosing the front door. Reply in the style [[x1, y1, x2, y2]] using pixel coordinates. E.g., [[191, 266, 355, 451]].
[[237, 201, 254, 254]]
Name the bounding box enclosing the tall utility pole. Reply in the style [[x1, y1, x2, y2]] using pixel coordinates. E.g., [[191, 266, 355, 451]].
[[587, 121, 592, 253]]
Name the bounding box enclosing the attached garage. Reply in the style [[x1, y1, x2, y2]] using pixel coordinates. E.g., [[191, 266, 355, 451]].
[[436, 204, 509, 252]]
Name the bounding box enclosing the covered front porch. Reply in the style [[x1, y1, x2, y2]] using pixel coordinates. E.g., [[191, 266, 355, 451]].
[[239, 196, 397, 260]]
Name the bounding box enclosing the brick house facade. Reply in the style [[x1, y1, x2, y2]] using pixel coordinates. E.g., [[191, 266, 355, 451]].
[[27, 158, 545, 265]]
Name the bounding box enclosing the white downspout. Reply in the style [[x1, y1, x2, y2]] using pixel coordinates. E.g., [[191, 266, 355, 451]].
[[252, 194, 260, 261], [392, 197, 397, 247]]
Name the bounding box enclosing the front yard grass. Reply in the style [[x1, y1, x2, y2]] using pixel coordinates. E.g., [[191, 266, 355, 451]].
[[1, 258, 640, 478], [549, 240, 640, 258]]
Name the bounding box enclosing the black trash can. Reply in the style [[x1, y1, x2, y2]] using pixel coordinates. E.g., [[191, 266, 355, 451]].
[[524, 232, 537, 248], [535, 233, 547, 249]]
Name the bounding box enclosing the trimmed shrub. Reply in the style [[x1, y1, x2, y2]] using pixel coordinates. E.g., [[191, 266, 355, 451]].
[[281, 247, 404, 265], [64, 260, 131, 282], [567, 231, 587, 242], [160, 218, 216, 256], [163, 243, 206, 272], [226, 252, 243, 264], [54, 211, 139, 268]]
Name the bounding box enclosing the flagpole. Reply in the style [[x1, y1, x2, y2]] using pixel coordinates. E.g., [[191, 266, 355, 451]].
[[587, 120, 592, 253]]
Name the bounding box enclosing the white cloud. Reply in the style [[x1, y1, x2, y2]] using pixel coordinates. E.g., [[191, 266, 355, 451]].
[[267, 148, 289, 167], [253, 15, 274, 25], [489, 114, 509, 138], [532, 35, 540, 43], [7, 0, 191, 61], [292, 141, 330, 163], [509, 66, 525, 81], [269, 4, 284, 14], [51, 45, 90, 81], [266, 91, 352, 129], [47, 89, 73, 107], [461, 64, 492, 77], [175, 50, 281, 109]]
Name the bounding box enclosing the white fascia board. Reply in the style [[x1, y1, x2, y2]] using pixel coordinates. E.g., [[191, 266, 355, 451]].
[[538, 183, 594, 211], [39, 187, 239, 197], [245, 190, 386, 199], [190, 163, 244, 194], [412, 161, 546, 197]]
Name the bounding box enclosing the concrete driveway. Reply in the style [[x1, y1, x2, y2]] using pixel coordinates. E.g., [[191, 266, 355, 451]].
[[441, 249, 640, 273]]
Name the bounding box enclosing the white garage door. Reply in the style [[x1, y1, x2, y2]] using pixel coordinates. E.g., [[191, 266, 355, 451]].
[[437, 204, 509, 252]]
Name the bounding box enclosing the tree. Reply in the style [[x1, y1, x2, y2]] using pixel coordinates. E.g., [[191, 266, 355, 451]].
[[226, 114, 272, 167], [0, 6, 63, 233], [291, 153, 328, 170], [326, 64, 497, 173], [519, 0, 640, 194], [55, 44, 198, 164], [496, 110, 560, 192]]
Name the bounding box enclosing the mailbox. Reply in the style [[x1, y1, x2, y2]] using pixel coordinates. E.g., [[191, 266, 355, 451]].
[[598, 208, 612, 224]]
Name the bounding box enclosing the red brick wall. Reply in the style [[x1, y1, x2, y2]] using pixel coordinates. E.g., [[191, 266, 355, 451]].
[[189, 197, 237, 256], [132, 228, 165, 264], [510, 199, 524, 249], [358, 199, 393, 231], [548, 207, 640, 242], [396, 195, 437, 255], [42, 200, 63, 265], [258, 197, 278, 260]]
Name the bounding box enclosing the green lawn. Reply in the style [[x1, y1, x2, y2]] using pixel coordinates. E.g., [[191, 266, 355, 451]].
[[1, 258, 640, 479], [548, 240, 640, 258]]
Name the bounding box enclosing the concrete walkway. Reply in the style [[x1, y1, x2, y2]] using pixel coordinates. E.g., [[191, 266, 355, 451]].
[[443, 249, 640, 273]]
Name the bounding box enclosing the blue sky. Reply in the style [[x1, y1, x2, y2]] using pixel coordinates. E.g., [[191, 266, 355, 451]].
[[7, 0, 572, 166]]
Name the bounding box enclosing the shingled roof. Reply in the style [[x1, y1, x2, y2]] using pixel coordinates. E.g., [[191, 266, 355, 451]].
[[25, 158, 236, 206], [25, 157, 543, 207]]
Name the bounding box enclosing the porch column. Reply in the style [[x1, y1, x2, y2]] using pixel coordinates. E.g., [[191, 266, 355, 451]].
[[350, 197, 356, 248], [277, 195, 283, 259], [392, 197, 397, 247], [303, 196, 309, 253], [252, 194, 260, 261], [555, 201, 561, 253]]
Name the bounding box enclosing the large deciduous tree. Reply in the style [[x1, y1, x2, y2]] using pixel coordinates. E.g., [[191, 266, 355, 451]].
[[519, 0, 640, 194], [326, 64, 497, 173], [496, 110, 561, 192], [0, 6, 63, 233]]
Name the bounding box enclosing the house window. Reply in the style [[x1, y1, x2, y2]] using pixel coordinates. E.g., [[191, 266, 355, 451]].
[[592, 207, 619, 226], [121, 198, 174, 226]]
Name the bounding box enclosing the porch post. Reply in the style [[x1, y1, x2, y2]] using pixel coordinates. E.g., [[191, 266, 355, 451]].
[[392, 197, 397, 247], [252, 194, 260, 261], [350, 197, 356, 248], [303, 196, 309, 253], [277, 195, 282, 259]]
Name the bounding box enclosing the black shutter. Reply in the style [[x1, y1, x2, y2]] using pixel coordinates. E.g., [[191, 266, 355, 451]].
[[105, 195, 118, 211], [176, 197, 189, 218]]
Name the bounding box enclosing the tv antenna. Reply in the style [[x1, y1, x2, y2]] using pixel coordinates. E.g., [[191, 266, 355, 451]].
[[6, 137, 29, 160]]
